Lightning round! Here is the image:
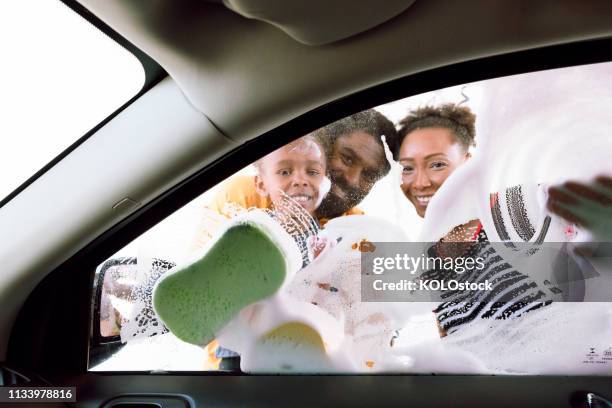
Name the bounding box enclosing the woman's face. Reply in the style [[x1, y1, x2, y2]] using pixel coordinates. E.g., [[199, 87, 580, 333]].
[[399, 127, 469, 217]]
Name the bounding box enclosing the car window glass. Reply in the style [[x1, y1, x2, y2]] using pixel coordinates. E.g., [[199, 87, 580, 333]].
[[90, 61, 612, 375], [0, 1, 145, 201]]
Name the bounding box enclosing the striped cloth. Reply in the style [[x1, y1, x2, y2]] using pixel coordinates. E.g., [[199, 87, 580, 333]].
[[422, 227, 555, 337]]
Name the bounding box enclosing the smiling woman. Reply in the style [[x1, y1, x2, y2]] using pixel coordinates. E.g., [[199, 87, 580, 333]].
[[394, 104, 476, 218], [0, 0, 145, 202]]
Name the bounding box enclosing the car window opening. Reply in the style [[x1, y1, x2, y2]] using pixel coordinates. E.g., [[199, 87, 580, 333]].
[[90, 60, 612, 375]]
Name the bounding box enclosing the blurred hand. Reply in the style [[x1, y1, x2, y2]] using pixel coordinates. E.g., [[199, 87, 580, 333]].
[[547, 176, 612, 241], [309, 235, 337, 260]]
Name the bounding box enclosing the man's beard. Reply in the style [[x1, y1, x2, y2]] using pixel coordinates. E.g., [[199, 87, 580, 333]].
[[315, 176, 369, 218]]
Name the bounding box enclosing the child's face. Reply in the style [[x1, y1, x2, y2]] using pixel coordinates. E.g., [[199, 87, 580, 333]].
[[255, 139, 327, 215]]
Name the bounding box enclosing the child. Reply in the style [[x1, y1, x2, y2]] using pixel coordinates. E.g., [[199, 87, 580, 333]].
[[254, 135, 333, 269], [192, 135, 330, 254], [253, 134, 330, 218]]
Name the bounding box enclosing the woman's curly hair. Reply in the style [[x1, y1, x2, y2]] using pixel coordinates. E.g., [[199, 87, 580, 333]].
[[390, 103, 476, 160]]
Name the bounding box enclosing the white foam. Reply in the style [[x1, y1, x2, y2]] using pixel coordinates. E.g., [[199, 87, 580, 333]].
[[422, 62, 612, 243], [219, 215, 430, 373], [91, 332, 206, 371], [215, 215, 612, 375]]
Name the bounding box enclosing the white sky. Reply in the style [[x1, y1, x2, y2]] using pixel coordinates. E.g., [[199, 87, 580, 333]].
[[0, 0, 145, 201]]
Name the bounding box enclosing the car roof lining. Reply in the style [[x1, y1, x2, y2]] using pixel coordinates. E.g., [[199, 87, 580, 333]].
[[221, 0, 417, 46], [80, 0, 612, 143]]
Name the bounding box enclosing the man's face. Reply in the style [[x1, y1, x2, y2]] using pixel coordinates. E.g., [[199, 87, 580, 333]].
[[316, 131, 387, 218]]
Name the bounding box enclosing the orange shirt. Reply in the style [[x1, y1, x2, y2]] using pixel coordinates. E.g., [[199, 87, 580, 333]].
[[208, 174, 272, 217]]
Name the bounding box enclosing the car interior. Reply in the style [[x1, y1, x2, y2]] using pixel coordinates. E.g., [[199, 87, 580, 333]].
[[2, 0, 612, 406]]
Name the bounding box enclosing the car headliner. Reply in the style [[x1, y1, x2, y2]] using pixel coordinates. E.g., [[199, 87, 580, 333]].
[[1, 0, 612, 363], [80, 0, 612, 141]]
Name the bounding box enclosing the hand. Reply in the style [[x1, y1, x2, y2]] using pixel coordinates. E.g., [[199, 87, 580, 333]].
[[309, 235, 337, 260], [547, 176, 612, 241]]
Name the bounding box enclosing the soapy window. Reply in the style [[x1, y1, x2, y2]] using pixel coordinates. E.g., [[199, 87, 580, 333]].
[[90, 61, 612, 374]]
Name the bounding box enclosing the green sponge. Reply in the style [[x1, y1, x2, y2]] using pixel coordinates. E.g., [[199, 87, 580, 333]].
[[153, 211, 300, 346]]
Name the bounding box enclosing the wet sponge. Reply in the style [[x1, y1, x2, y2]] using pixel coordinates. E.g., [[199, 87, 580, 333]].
[[153, 217, 295, 346]]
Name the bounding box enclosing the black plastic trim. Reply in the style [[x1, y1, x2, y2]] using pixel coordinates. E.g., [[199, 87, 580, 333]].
[[7, 37, 612, 378], [0, 0, 168, 210], [60, 373, 612, 408]]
